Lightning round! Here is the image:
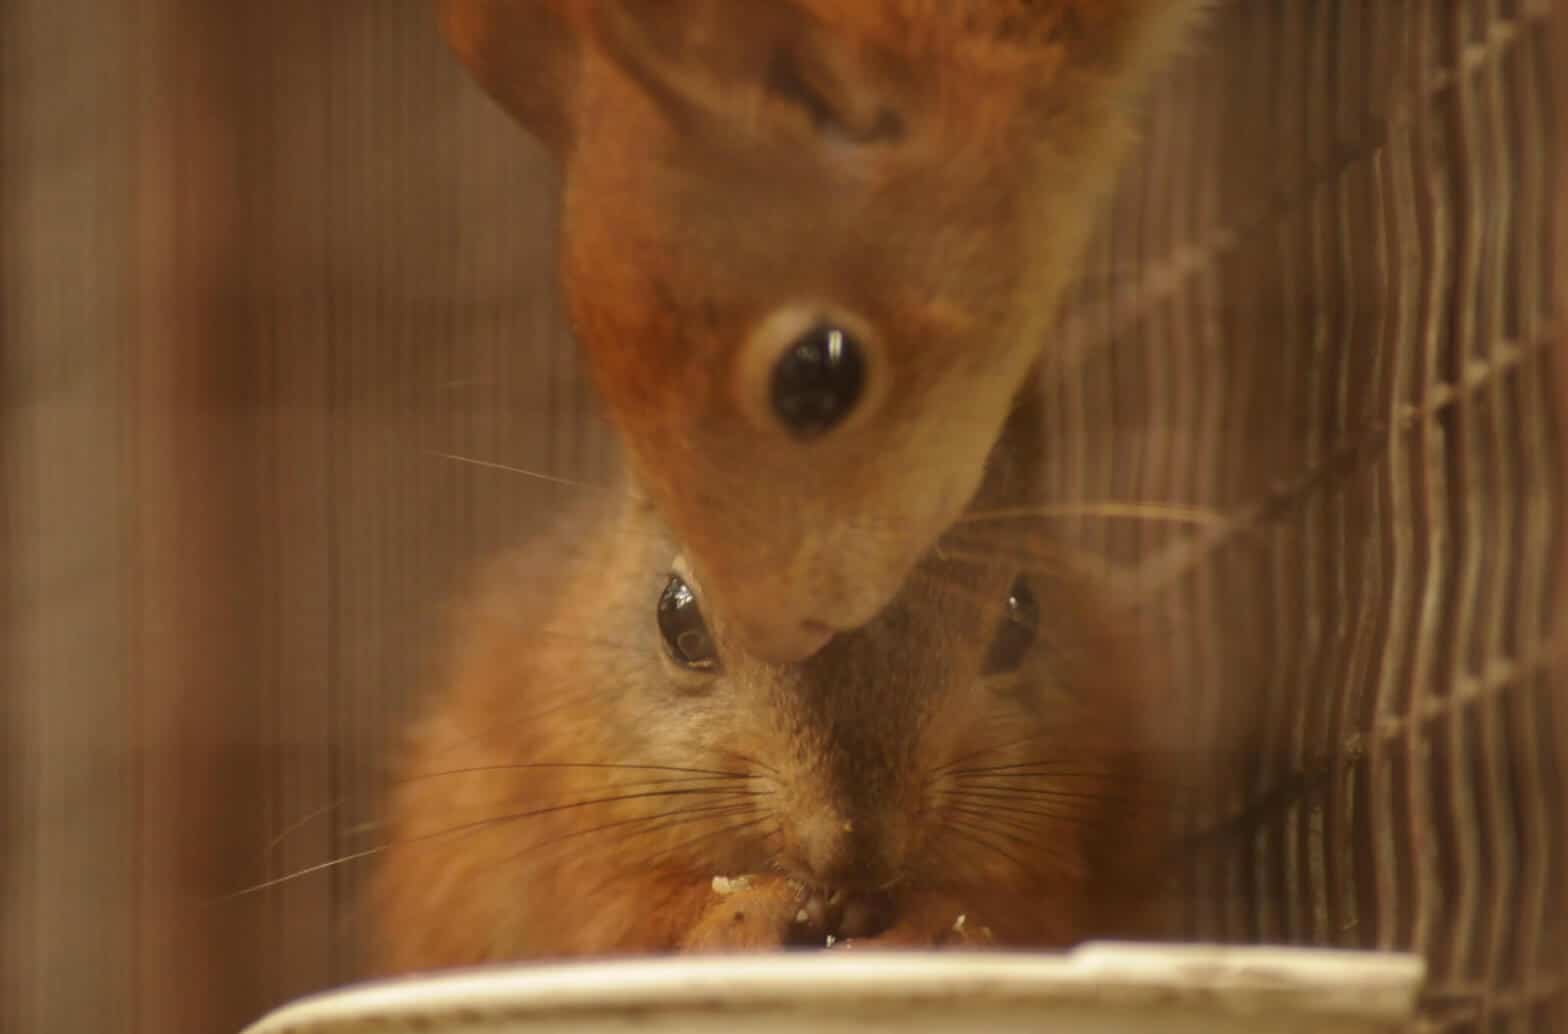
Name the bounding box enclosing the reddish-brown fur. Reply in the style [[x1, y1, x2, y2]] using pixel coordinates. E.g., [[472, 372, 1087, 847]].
[[434, 0, 1209, 662], [368, 386, 1177, 974]]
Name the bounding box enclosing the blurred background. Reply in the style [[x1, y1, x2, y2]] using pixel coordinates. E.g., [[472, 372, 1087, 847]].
[[2, 2, 1564, 1033]]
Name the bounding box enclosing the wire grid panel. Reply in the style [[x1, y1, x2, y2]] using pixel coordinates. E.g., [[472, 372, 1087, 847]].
[[1042, 2, 1564, 1031]]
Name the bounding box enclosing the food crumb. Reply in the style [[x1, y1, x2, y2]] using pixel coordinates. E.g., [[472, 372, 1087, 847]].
[[825, 934, 837, 947], [711, 875, 752, 896], [795, 909, 809, 924], [952, 914, 967, 932]]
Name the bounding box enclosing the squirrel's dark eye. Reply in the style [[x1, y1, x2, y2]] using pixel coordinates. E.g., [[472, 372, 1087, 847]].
[[983, 577, 1038, 675], [658, 574, 720, 672], [771, 323, 865, 438]]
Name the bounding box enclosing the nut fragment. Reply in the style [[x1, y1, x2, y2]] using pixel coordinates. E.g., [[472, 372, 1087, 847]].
[[710, 875, 753, 896]]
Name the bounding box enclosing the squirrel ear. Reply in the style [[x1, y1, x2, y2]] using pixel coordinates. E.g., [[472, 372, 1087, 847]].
[[1034, 0, 1209, 84], [436, 0, 581, 158], [590, 0, 916, 147]]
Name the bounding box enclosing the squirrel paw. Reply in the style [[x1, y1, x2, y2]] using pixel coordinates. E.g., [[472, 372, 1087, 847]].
[[680, 875, 823, 952]]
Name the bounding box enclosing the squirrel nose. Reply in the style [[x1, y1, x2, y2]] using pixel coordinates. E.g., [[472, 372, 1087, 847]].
[[731, 614, 836, 664], [796, 814, 897, 892], [710, 562, 899, 663]]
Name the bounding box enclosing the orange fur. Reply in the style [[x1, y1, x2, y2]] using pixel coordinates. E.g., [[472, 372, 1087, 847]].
[[367, 383, 1177, 974], [434, 0, 1209, 662]]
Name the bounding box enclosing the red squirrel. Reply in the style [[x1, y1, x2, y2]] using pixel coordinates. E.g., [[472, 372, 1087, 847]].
[[434, 0, 1210, 661], [368, 384, 1177, 973]]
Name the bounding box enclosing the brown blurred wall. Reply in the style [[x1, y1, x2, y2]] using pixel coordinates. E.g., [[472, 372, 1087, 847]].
[[3, 2, 608, 1032]]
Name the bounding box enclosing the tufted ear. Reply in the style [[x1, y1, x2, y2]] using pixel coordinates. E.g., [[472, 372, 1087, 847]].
[[435, 0, 582, 158], [586, 0, 919, 148], [435, 1, 1206, 159]]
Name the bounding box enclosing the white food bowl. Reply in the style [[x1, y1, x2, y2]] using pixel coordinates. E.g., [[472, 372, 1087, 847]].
[[241, 942, 1425, 1034]]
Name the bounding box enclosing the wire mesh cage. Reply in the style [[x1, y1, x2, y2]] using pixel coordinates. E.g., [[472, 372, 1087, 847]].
[[1041, 2, 1566, 1031], [0, 1, 1563, 1033]]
